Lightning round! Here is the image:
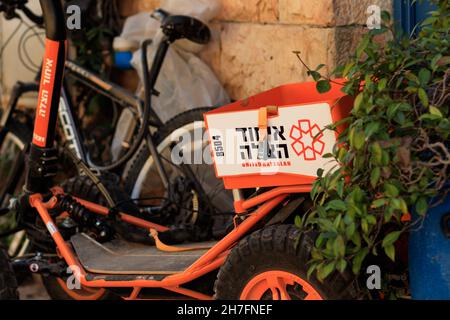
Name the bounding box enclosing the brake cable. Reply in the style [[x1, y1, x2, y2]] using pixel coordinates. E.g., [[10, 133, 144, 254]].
[[83, 39, 155, 172]]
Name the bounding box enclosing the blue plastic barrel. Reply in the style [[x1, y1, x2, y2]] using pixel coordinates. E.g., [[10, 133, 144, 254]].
[[409, 194, 450, 300]]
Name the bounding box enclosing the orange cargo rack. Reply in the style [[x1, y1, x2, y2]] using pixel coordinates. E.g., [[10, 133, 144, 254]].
[[205, 80, 353, 190]]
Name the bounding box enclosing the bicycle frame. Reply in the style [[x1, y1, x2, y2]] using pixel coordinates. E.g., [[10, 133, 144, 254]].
[[0, 59, 163, 168]]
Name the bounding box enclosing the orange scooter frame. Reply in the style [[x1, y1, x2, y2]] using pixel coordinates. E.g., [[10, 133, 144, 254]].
[[29, 185, 311, 300], [22, 1, 317, 301]]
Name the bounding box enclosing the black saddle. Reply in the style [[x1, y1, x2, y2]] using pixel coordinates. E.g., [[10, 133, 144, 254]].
[[161, 15, 211, 45]]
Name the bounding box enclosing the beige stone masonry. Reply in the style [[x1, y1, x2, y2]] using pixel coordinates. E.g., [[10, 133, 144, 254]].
[[120, 0, 393, 99]]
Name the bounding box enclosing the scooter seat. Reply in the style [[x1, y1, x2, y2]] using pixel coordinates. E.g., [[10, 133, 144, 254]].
[[71, 233, 217, 275]]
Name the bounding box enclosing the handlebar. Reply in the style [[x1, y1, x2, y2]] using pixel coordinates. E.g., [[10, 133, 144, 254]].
[[0, 0, 44, 26], [21, 4, 44, 25]]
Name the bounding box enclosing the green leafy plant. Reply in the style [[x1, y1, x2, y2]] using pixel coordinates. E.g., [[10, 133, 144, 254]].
[[298, 1, 449, 289]]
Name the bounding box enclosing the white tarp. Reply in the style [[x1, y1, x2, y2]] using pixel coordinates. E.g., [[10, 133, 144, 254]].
[[119, 0, 229, 123]]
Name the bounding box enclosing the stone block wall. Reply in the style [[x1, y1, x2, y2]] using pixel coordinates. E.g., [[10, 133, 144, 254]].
[[121, 0, 393, 100]]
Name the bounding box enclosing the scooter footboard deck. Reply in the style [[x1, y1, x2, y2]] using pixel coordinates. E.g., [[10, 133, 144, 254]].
[[71, 233, 217, 275]]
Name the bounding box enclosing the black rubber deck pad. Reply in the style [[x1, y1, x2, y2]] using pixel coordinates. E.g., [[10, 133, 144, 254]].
[[71, 233, 217, 275]]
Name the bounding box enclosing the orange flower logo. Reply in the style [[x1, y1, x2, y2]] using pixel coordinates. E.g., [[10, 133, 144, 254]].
[[290, 120, 326, 161]]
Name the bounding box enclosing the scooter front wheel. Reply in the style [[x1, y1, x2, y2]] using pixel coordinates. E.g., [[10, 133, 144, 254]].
[[214, 225, 358, 300]]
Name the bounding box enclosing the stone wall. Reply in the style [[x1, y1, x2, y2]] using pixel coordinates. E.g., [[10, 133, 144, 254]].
[[121, 0, 392, 100]]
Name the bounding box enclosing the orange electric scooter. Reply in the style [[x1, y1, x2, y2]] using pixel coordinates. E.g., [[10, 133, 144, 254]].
[[6, 0, 357, 300]]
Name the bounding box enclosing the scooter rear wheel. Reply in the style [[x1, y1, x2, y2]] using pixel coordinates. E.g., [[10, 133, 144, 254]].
[[0, 249, 19, 300], [214, 225, 358, 300]]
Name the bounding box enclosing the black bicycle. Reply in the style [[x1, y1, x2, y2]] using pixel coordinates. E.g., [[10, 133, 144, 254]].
[[0, 0, 233, 300]]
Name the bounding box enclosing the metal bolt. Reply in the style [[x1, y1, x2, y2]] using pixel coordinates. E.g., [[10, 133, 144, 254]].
[[30, 263, 39, 273]]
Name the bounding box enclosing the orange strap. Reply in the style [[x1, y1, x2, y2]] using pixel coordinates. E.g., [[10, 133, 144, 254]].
[[258, 106, 279, 130], [149, 229, 212, 253], [258, 106, 279, 141]]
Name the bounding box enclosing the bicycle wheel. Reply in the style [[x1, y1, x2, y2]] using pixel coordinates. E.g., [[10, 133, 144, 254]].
[[123, 108, 234, 239], [0, 119, 32, 257]]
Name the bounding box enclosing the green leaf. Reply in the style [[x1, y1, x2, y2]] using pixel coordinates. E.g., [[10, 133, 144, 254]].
[[345, 222, 356, 238], [354, 93, 364, 113], [307, 264, 318, 279], [366, 215, 377, 225], [316, 64, 326, 71], [371, 142, 383, 164], [420, 113, 442, 122], [378, 78, 388, 91], [334, 214, 343, 229], [418, 68, 431, 85], [399, 198, 409, 215], [317, 168, 325, 177], [370, 167, 381, 188], [382, 231, 401, 248], [384, 183, 399, 197], [356, 36, 370, 59], [384, 244, 396, 262], [352, 248, 369, 274], [418, 88, 429, 107], [381, 10, 391, 23], [316, 80, 331, 93], [431, 54, 443, 71], [337, 180, 345, 198], [336, 259, 348, 273], [308, 70, 322, 82], [343, 62, 355, 77], [351, 231, 361, 248], [353, 131, 366, 150], [311, 182, 320, 200], [361, 218, 369, 234], [326, 200, 347, 211], [430, 106, 443, 118], [295, 215, 302, 228], [365, 122, 380, 138], [372, 198, 388, 208], [333, 235, 346, 258], [416, 197, 428, 216], [405, 72, 420, 85], [318, 261, 336, 281]]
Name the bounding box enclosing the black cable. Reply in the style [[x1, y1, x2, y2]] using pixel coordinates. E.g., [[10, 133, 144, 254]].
[[0, 20, 23, 61], [21, 18, 44, 46], [86, 40, 154, 171], [0, 227, 23, 239], [23, 31, 45, 63], [63, 145, 116, 207], [21, 31, 42, 69], [17, 24, 42, 72]]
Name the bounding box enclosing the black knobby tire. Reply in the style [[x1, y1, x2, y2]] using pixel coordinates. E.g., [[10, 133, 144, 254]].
[[41, 175, 136, 301], [214, 225, 358, 300], [0, 119, 32, 206], [0, 119, 32, 282], [0, 249, 19, 300], [124, 107, 215, 193]]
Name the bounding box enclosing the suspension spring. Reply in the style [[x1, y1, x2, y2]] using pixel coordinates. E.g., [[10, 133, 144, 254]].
[[58, 195, 114, 241]]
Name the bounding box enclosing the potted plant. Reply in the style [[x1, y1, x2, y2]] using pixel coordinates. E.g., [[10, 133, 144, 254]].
[[299, 0, 449, 299]]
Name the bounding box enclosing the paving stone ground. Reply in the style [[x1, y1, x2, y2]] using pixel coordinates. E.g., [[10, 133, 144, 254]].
[[18, 276, 50, 300]]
